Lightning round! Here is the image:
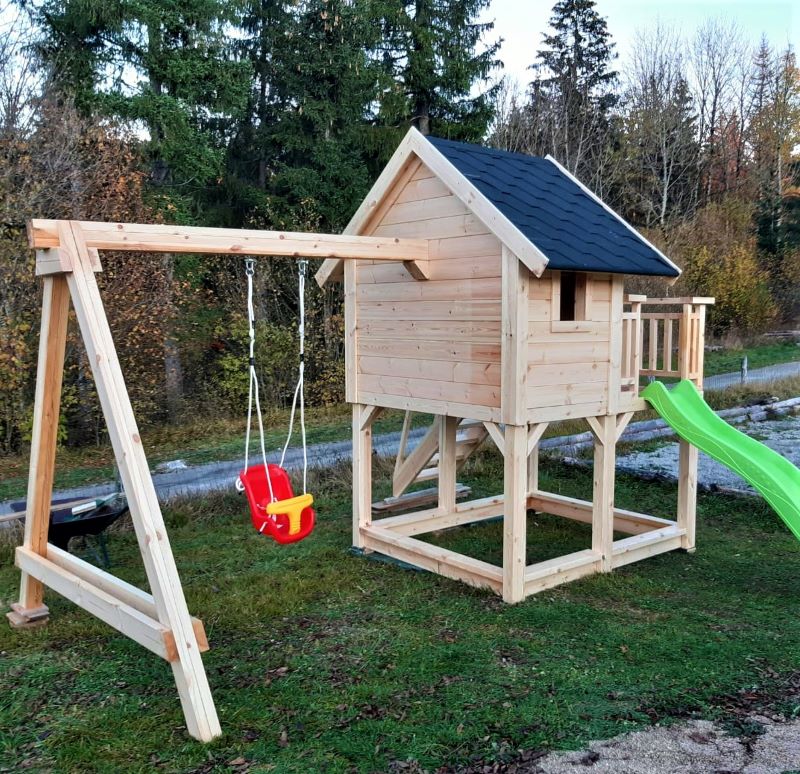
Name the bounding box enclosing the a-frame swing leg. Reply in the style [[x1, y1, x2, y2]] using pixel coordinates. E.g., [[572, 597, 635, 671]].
[[7, 275, 70, 628], [60, 223, 220, 741]]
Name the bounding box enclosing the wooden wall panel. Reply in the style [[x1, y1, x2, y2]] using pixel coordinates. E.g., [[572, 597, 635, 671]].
[[355, 161, 503, 415], [527, 272, 613, 414]]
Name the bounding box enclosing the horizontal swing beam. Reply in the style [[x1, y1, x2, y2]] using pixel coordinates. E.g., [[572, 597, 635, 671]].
[[28, 219, 430, 273]]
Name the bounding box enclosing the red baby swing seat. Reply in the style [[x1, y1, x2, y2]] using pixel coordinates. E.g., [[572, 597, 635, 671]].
[[237, 257, 315, 545], [238, 463, 314, 544]]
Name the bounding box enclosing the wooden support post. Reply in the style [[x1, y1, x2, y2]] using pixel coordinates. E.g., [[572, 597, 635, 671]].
[[677, 440, 698, 551], [501, 246, 529, 425], [58, 222, 220, 742], [503, 424, 528, 603], [590, 415, 616, 572], [353, 404, 381, 548], [608, 276, 624, 413], [438, 415, 459, 513], [8, 273, 70, 628], [695, 304, 707, 390]]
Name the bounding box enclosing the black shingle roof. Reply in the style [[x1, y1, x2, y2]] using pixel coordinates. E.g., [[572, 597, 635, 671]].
[[426, 136, 679, 278]]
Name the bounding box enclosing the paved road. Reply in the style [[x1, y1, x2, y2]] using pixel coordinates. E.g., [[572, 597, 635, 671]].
[[703, 359, 800, 391], [0, 426, 431, 516], [2, 360, 799, 516]]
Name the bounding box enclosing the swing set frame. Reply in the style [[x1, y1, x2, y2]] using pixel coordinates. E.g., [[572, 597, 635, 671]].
[[9, 218, 430, 742]]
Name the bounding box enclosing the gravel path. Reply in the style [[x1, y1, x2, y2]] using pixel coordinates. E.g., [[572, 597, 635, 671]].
[[617, 414, 800, 492], [531, 716, 800, 773]]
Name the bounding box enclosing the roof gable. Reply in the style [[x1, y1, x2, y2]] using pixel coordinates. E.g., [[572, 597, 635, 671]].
[[315, 128, 680, 288], [427, 136, 679, 278]]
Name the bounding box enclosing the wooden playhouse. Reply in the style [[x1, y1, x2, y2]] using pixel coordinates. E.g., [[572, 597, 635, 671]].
[[317, 128, 714, 604]]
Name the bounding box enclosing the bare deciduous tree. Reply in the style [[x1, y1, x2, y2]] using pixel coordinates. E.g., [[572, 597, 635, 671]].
[[622, 24, 699, 226]]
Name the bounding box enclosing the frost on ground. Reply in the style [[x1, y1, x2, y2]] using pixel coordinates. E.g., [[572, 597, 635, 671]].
[[616, 415, 800, 492], [532, 716, 800, 773]]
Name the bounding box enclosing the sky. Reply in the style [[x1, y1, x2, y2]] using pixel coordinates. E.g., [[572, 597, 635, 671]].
[[481, 0, 800, 88]]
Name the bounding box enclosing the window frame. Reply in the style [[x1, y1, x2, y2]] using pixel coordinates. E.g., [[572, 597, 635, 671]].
[[551, 271, 593, 332]]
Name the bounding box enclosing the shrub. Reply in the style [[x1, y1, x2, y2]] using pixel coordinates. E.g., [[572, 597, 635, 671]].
[[683, 244, 776, 335]]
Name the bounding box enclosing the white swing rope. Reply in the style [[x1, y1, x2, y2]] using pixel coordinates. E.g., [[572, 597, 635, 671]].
[[241, 258, 276, 505], [280, 259, 309, 494]]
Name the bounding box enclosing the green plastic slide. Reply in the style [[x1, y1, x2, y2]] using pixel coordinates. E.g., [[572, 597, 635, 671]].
[[641, 379, 800, 542]]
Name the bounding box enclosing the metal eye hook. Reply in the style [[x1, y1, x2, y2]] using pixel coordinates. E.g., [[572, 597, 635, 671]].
[[245, 258, 256, 277]]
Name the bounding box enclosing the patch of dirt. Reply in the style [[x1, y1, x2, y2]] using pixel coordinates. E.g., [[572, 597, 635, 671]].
[[431, 670, 800, 774]]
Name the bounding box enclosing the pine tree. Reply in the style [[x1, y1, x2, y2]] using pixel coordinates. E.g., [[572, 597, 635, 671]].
[[33, 0, 251, 202], [376, 0, 501, 144], [526, 0, 618, 182], [235, 0, 381, 232]]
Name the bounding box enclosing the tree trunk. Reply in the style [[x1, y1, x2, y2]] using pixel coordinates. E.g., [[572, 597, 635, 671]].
[[412, 0, 431, 135], [162, 255, 183, 420]]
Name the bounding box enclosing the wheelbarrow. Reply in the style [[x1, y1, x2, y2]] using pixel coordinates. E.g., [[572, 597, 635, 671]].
[[1, 492, 129, 568]]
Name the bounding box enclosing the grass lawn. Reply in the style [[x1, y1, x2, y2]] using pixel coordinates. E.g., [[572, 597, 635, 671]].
[[704, 338, 800, 376], [2, 452, 800, 772]]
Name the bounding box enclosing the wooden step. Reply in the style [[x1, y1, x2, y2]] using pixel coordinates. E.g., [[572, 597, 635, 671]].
[[372, 484, 472, 514]]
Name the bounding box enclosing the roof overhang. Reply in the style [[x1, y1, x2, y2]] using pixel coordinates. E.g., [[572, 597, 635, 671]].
[[545, 155, 682, 280]]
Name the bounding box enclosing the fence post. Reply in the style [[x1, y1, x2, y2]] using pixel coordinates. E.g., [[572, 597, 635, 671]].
[[741, 355, 748, 384]]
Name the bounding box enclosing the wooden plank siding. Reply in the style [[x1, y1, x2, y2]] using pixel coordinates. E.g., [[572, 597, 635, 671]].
[[527, 272, 616, 420], [355, 161, 504, 416]]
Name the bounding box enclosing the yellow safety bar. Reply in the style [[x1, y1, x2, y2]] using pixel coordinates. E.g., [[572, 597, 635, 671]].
[[266, 493, 314, 535]]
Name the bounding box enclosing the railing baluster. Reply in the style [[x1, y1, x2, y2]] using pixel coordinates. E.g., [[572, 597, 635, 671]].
[[663, 318, 673, 372], [648, 318, 657, 371]]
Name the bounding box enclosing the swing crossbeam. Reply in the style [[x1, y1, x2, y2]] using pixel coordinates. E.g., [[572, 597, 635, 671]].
[[28, 219, 430, 277]]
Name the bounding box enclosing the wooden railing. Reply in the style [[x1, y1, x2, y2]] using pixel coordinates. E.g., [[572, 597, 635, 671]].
[[621, 295, 714, 393]]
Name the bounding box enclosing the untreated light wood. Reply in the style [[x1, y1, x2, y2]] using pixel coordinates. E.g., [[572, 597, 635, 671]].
[[12, 271, 70, 624], [361, 524, 503, 594], [611, 526, 685, 568], [503, 424, 528, 603], [524, 549, 600, 596], [590, 414, 616, 572], [501, 247, 529, 425], [15, 546, 178, 660], [45, 543, 208, 653], [528, 490, 676, 536], [375, 494, 504, 536], [62, 222, 220, 742], [677, 439, 698, 550], [344, 259, 357, 403], [353, 404, 381, 549], [526, 423, 548, 494], [483, 421, 506, 456], [392, 416, 441, 497], [438, 415, 459, 513], [30, 219, 430, 272]]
